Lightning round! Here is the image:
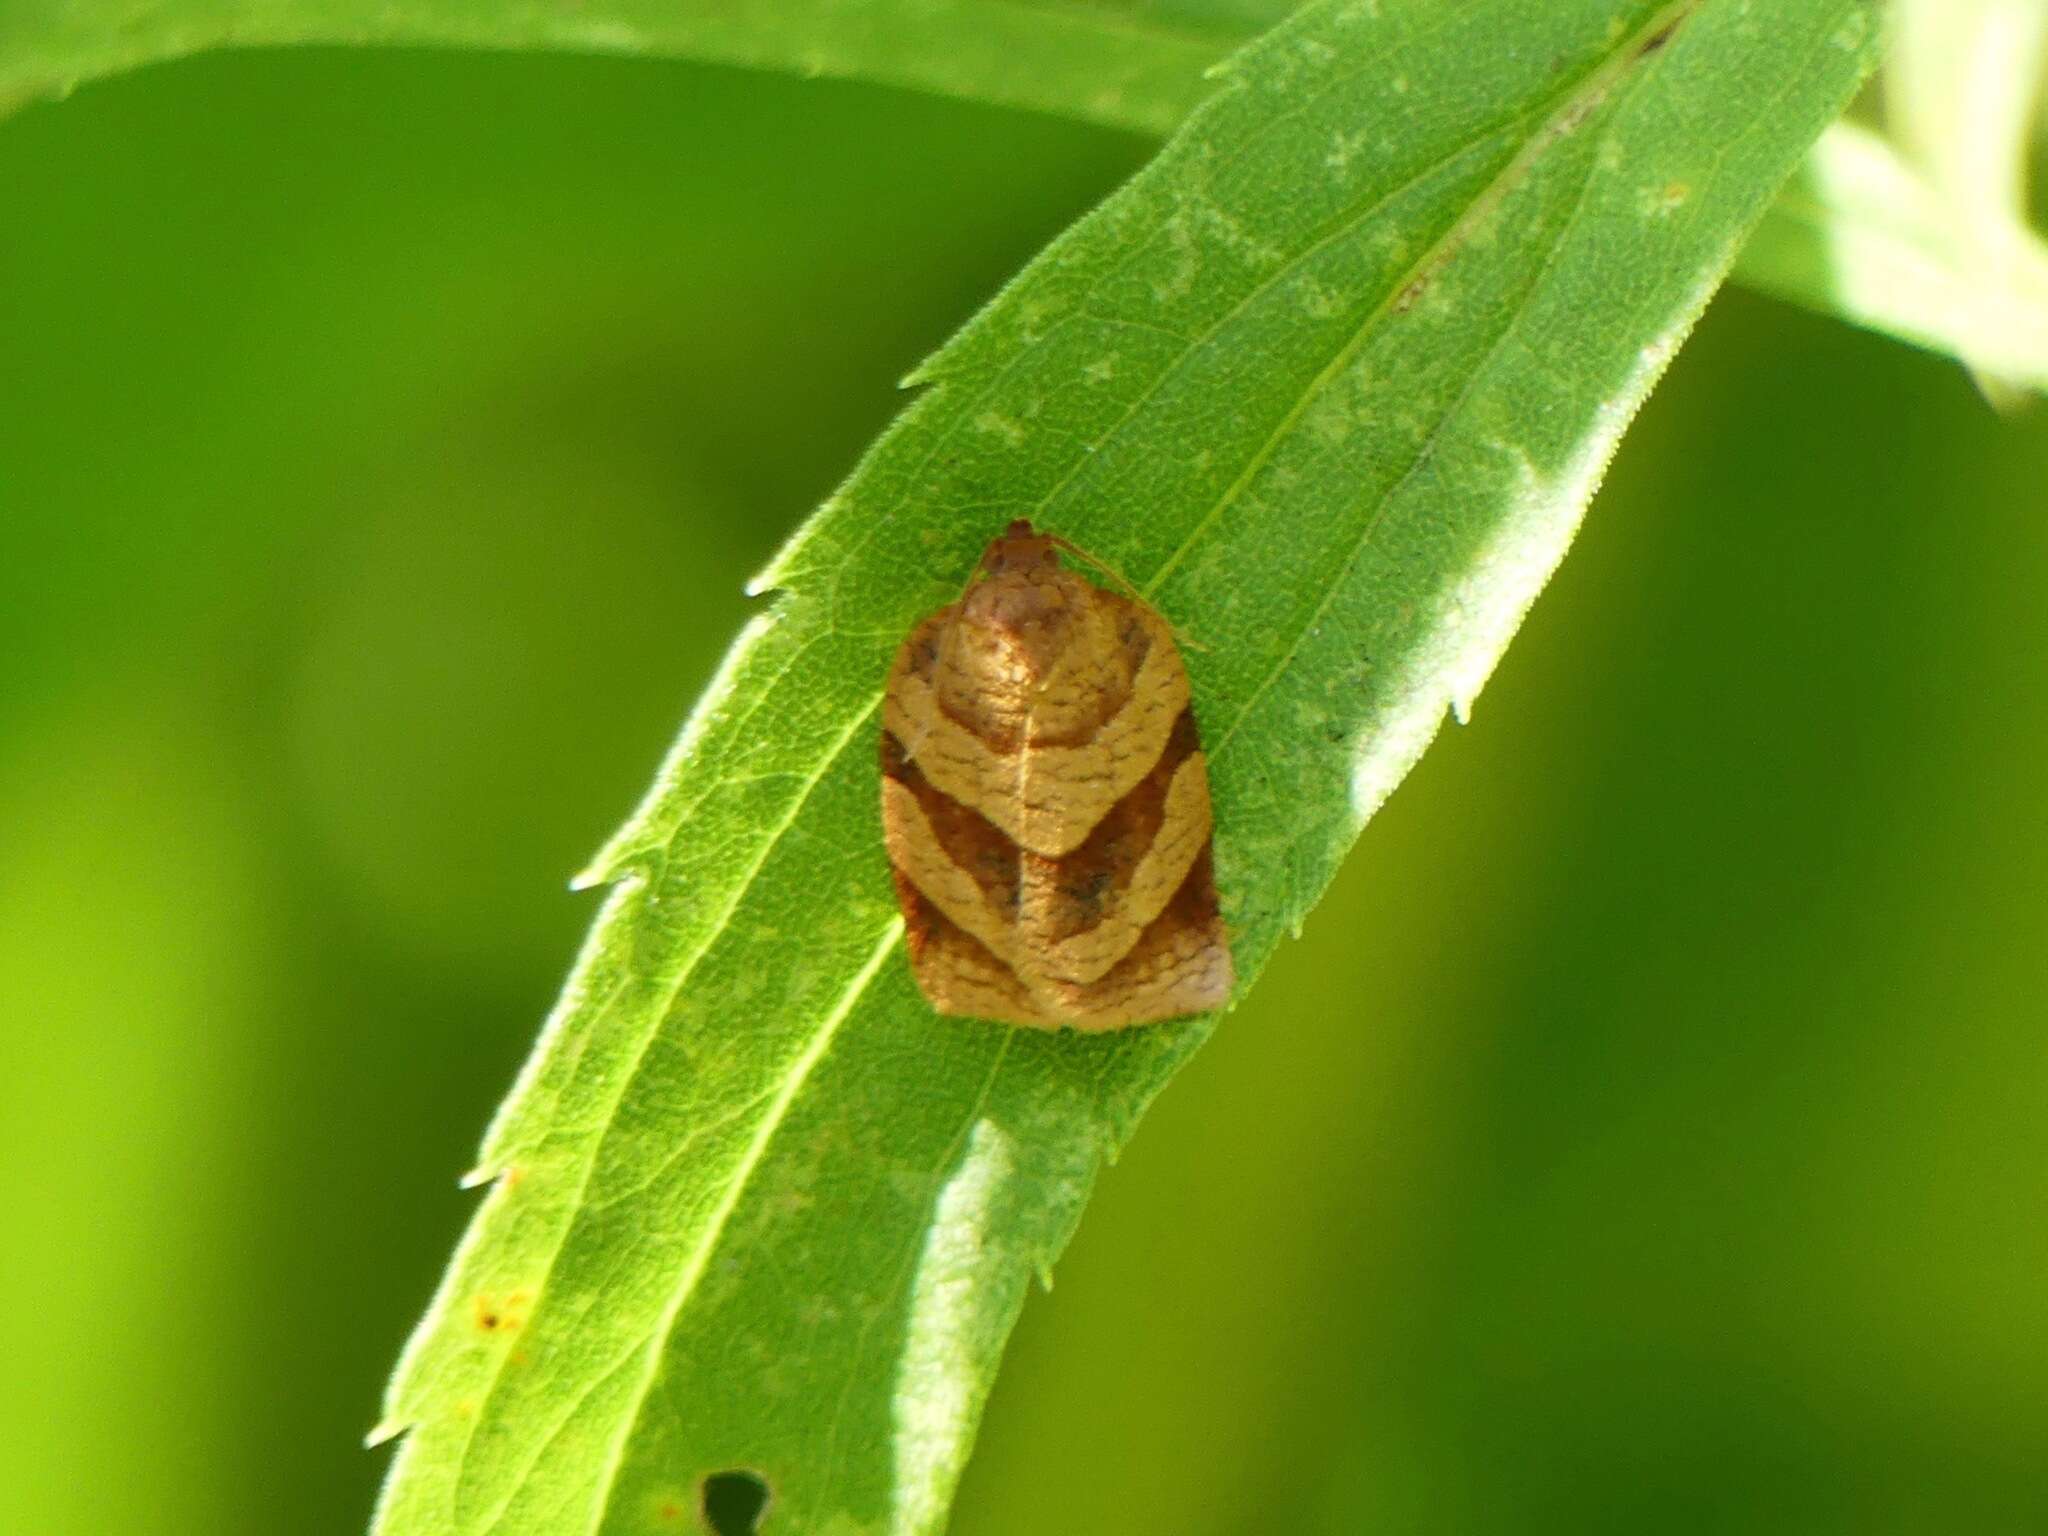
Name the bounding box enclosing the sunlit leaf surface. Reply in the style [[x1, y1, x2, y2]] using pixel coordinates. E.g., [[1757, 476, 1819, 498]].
[[352, 2, 1881, 1532]]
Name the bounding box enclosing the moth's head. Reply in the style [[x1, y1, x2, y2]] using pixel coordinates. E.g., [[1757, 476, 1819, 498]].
[[958, 521, 1089, 680], [976, 520, 1060, 580]]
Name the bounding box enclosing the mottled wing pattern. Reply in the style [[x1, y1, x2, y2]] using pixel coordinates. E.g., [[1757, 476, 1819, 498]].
[[880, 549, 1232, 1030]]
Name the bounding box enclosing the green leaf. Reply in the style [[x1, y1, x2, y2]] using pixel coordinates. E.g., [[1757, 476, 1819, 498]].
[[0, 0, 1233, 133], [368, 2, 1879, 1532], [1891, 0, 2047, 247], [9, 2, 2037, 393], [1737, 0, 2048, 398], [1888, 0, 2048, 402], [1738, 118, 2048, 397]]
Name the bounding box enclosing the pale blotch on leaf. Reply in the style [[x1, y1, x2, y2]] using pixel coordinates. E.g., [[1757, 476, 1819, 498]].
[[1306, 390, 1361, 446], [1187, 194, 1286, 271], [972, 411, 1026, 447], [1641, 180, 1692, 217], [890, 1119, 1018, 1534], [1016, 295, 1066, 344], [1295, 275, 1346, 321], [1150, 213, 1202, 304], [1325, 128, 1370, 178]]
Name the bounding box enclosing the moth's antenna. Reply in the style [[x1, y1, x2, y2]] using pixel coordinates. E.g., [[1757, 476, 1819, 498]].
[[1041, 532, 1142, 602], [1043, 532, 1211, 652]]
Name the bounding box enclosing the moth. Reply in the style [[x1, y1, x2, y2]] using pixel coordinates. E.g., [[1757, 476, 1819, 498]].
[[880, 520, 1233, 1029]]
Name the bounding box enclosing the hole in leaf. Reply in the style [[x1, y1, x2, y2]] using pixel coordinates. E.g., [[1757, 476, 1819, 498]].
[[700, 1470, 770, 1535]]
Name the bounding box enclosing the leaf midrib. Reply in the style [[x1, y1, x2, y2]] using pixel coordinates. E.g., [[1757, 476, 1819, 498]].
[[460, 4, 1718, 1528], [1208, 0, 1699, 749]]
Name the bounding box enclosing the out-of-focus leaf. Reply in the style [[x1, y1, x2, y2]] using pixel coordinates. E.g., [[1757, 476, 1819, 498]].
[[1892, 0, 2046, 243], [1740, 119, 2048, 396], [0, 0, 1237, 133], [367, 3, 1879, 1534], [1883, 0, 2048, 402], [8, 2, 2036, 391]]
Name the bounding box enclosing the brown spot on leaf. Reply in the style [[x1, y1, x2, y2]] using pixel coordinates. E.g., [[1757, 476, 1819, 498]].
[[1636, 11, 1688, 56], [471, 1288, 534, 1334]]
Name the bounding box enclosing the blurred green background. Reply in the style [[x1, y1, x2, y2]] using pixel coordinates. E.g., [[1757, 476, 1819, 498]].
[[3, 45, 2045, 1536]]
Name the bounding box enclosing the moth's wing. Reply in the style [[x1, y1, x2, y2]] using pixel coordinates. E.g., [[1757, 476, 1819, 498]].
[[881, 605, 1054, 1026], [880, 583, 1232, 1030], [1053, 600, 1233, 1027]]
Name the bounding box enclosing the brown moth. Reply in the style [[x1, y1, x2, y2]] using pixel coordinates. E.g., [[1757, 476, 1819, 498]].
[[880, 520, 1233, 1029]]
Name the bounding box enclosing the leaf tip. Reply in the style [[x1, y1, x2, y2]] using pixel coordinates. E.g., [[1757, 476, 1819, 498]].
[[746, 537, 813, 597], [364, 1417, 406, 1450]]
